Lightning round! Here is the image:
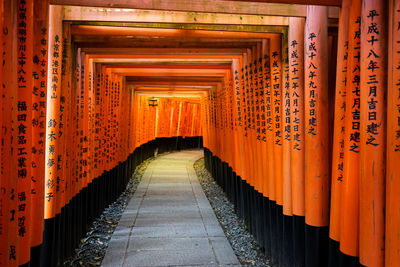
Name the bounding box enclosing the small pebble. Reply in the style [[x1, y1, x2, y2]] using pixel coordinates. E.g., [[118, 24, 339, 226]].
[[66, 153, 270, 267], [194, 158, 270, 267], [64, 157, 154, 266]]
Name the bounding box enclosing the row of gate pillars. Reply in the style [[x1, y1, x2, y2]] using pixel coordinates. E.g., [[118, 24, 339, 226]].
[[35, 137, 202, 267], [205, 148, 357, 267]]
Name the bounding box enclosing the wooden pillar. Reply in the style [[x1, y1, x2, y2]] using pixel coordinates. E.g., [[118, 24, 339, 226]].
[[43, 5, 63, 266], [262, 38, 273, 258], [386, 0, 400, 266], [328, 0, 350, 263], [242, 52, 251, 183], [282, 35, 292, 215], [304, 5, 330, 267], [82, 51, 89, 189], [339, 0, 361, 263], [270, 35, 283, 208], [31, 0, 49, 263], [270, 34, 283, 266], [1, 1, 18, 265], [254, 44, 263, 194], [232, 59, 245, 179], [359, 1, 387, 266], [16, 0, 34, 264], [260, 41, 269, 201], [281, 29, 294, 267], [288, 16, 306, 267], [0, 3, 5, 264]]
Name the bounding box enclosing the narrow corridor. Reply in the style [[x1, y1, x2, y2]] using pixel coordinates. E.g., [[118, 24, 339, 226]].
[[102, 150, 240, 267]]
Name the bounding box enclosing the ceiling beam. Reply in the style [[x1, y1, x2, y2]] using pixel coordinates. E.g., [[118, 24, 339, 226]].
[[103, 64, 232, 69], [93, 58, 234, 64], [73, 36, 264, 43], [107, 67, 230, 76], [219, 0, 340, 6], [69, 21, 291, 34], [63, 6, 289, 25], [75, 41, 259, 49], [70, 25, 278, 38], [126, 77, 224, 83], [81, 48, 247, 55], [51, 0, 339, 16]]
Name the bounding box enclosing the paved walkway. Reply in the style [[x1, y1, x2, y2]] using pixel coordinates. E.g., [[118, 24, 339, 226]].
[[102, 150, 240, 267]]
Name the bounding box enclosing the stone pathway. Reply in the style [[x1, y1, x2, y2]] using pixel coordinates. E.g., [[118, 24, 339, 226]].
[[102, 150, 241, 267]]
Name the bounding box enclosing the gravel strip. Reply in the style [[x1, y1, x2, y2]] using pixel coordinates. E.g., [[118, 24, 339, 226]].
[[65, 157, 154, 267], [194, 158, 270, 267]]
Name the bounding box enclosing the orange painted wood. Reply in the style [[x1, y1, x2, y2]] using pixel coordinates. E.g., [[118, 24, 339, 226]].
[[70, 25, 275, 39], [359, 1, 387, 266], [75, 48, 84, 195], [1, 1, 18, 265], [232, 59, 246, 179], [255, 44, 264, 194], [220, 0, 341, 6], [31, 0, 49, 248], [16, 0, 34, 263], [256, 43, 267, 196], [261, 40, 269, 198], [0, 1, 7, 265], [329, 0, 350, 243], [386, 0, 400, 266], [288, 17, 305, 217], [247, 48, 257, 189], [264, 39, 276, 203], [270, 35, 283, 206], [282, 35, 292, 216], [241, 52, 250, 183], [0, 2, 3, 259], [80, 51, 89, 188], [304, 5, 330, 227], [64, 28, 75, 206], [44, 5, 63, 220], [339, 0, 361, 257]]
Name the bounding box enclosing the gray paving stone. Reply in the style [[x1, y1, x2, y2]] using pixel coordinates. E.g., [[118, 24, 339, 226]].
[[123, 249, 217, 267], [204, 224, 226, 237], [137, 204, 199, 213], [101, 150, 240, 267], [134, 216, 203, 227], [127, 237, 212, 251], [113, 226, 132, 236], [210, 237, 241, 265], [131, 224, 208, 238], [102, 235, 129, 267], [136, 210, 201, 219]]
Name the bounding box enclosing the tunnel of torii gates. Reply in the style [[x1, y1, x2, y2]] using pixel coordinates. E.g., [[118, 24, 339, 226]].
[[0, 0, 400, 266]]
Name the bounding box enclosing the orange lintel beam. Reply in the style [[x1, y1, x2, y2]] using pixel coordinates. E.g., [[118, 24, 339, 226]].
[[81, 48, 247, 55], [51, 0, 340, 17], [129, 82, 220, 87], [87, 54, 243, 60], [220, 0, 340, 7], [136, 92, 205, 98], [134, 86, 212, 90], [107, 68, 230, 77], [70, 25, 278, 39], [73, 36, 264, 43], [126, 76, 224, 83], [102, 64, 232, 69], [134, 85, 211, 90]]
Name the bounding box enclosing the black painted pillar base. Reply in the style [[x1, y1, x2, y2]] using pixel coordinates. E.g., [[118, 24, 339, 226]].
[[305, 224, 329, 267]]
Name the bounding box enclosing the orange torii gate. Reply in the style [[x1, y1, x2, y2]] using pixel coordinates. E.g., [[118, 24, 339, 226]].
[[2, 1, 400, 267]]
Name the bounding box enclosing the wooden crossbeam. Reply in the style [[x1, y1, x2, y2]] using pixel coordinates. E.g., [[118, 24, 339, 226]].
[[52, 0, 340, 16]]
